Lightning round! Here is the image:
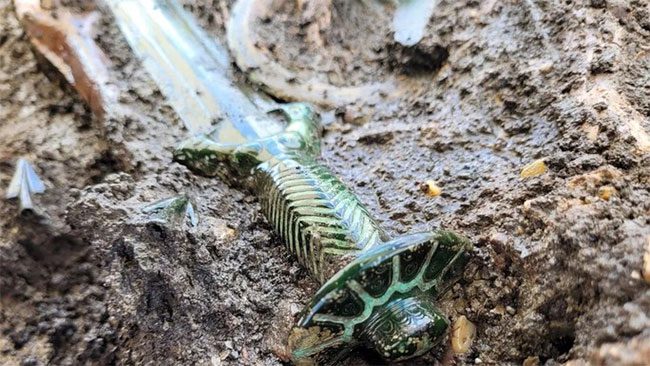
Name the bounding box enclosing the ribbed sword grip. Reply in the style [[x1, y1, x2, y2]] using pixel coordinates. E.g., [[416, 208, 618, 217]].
[[255, 151, 388, 283]]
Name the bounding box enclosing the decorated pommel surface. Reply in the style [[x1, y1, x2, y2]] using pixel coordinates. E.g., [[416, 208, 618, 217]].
[[173, 103, 472, 363], [288, 231, 471, 364]]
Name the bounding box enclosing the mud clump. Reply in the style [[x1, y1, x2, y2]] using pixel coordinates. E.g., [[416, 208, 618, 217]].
[[1, 0, 650, 365]]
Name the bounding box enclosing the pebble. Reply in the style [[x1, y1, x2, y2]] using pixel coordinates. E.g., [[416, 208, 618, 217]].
[[451, 315, 476, 354], [210, 354, 222, 366], [491, 304, 506, 315], [422, 180, 442, 197], [21, 357, 39, 366], [537, 61, 554, 74], [289, 303, 302, 316], [598, 186, 616, 201], [520, 159, 547, 179], [593, 101, 608, 111], [523, 356, 540, 366], [218, 350, 229, 361], [341, 106, 366, 125]]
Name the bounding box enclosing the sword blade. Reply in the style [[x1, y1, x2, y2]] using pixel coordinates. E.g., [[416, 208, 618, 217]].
[[105, 0, 282, 142]]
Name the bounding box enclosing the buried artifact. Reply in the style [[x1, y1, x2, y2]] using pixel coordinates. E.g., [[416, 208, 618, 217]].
[[174, 104, 473, 362], [22, 0, 473, 363]]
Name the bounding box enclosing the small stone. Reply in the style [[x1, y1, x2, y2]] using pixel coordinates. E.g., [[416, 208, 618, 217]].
[[21, 357, 39, 366], [210, 354, 222, 366], [537, 61, 554, 74], [451, 315, 476, 354], [643, 236, 650, 284], [523, 356, 540, 366], [453, 298, 467, 312], [583, 123, 600, 141], [215, 226, 236, 241], [491, 304, 506, 315], [289, 303, 302, 316], [40, 0, 55, 9], [475, 358, 483, 364], [593, 101, 608, 111], [421, 180, 442, 197], [568, 166, 622, 189], [520, 159, 547, 179], [341, 106, 366, 125], [219, 350, 229, 360], [590, 49, 617, 74], [598, 186, 616, 201]]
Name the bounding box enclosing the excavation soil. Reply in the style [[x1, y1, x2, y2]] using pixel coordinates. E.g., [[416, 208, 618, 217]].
[[1, 0, 649, 365]]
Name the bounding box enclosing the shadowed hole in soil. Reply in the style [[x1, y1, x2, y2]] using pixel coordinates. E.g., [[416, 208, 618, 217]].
[[87, 149, 128, 184], [140, 273, 177, 323], [113, 239, 135, 264], [550, 330, 576, 357], [9, 217, 89, 277], [387, 44, 450, 75]]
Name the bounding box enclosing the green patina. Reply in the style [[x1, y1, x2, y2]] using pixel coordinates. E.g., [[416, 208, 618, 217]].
[[142, 194, 199, 227], [173, 103, 472, 364]]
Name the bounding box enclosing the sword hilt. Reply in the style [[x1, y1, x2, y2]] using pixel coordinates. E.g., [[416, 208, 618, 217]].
[[173, 103, 472, 363]]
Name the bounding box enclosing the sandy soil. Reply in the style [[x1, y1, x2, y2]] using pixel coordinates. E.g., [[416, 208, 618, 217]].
[[1, 0, 649, 365]]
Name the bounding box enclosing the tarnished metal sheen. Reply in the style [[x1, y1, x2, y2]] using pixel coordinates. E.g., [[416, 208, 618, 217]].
[[174, 103, 472, 364]]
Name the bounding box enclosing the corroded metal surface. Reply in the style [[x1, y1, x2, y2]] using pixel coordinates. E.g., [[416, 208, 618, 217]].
[[174, 103, 472, 363]]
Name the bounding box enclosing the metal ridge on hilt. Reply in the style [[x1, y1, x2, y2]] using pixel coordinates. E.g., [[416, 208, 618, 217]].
[[174, 103, 472, 364]]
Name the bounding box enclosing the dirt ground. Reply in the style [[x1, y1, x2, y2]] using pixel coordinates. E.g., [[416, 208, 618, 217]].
[[1, 0, 649, 365]]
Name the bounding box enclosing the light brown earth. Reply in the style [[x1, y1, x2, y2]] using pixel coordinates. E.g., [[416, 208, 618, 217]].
[[1, 0, 649, 365]]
